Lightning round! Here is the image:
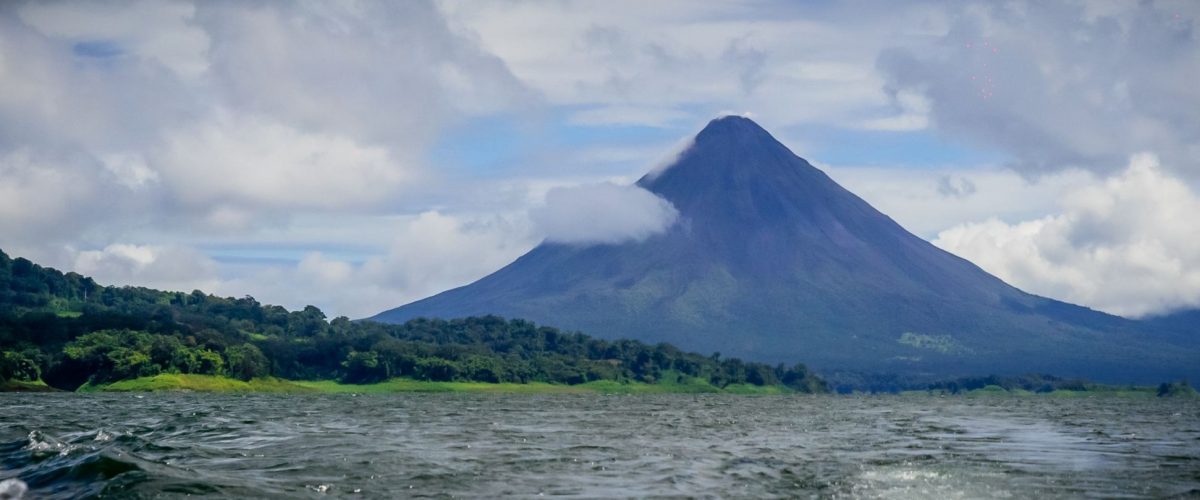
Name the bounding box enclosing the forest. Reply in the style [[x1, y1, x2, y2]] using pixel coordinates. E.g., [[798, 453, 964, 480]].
[[0, 249, 827, 392]]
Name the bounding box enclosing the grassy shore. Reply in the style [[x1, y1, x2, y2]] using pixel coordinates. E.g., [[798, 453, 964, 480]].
[[23, 375, 1176, 397], [77, 374, 319, 393], [0, 379, 60, 392], [71, 373, 802, 395]]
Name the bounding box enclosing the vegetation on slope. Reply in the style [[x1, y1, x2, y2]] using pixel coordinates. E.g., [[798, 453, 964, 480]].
[[825, 372, 1178, 396], [77, 371, 801, 394], [0, 249, 826, 393], [1156, 381, 1198, 398]]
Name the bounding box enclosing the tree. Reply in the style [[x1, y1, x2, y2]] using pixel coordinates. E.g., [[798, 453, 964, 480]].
[[342, 350, 385, 383], [195, 349, 224, 375], [225, 343, 269, 381], [415, 358, 459, 381], [0, 351, 39, 381], [461, 355, 505, 383]]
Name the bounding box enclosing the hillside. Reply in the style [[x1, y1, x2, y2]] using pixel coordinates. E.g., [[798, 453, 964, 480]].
[[0, 248, 825, 392], [373, 116, 1198, 384]]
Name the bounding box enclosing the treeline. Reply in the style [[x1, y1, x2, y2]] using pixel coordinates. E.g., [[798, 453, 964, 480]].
[[0, 249, 826, 392], [824, 371, 1116, 394], [926, 373, 1090, 394]]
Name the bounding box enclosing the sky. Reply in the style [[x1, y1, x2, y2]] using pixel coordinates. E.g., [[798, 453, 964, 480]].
[[1, 0, 1198, 319]]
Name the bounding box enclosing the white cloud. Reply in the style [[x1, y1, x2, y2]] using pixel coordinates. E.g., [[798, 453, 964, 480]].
[[0, 0, 537, 250], [530, 183, 679, 244], [23, 210, 536, 319], [362, 211, 534, 294], [18, 0, 211, 79], [933, 154, 1200, 317], [437, 0, 943, 129], [71, 244, 221, 293], [199, 1, 532, 149], [102, 153, 159, 189], [858, 89, 931, 131], [215, 211, 537, 318], [154, 112, 410, 214], [0, 11, 197, 153], [822, 163, 1094, 238], [877, 1, 1200, 177], [0, 149, 114, 244]]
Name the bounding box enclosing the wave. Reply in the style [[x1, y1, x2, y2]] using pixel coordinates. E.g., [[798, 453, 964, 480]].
[[0, 428, 237, 499]]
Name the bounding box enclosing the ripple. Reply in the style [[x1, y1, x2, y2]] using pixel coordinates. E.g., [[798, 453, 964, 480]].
[[1, 393, 1198, 497]]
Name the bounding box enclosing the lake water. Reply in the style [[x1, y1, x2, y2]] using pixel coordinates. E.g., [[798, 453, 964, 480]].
[[1, 393, 1198, 498]]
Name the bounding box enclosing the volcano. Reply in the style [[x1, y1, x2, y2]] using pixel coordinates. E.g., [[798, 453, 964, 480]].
[[372, 116, 1197, 383]]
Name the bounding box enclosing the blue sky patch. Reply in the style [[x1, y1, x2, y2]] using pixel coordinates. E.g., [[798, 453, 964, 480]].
[[72, 40, 123, 59]]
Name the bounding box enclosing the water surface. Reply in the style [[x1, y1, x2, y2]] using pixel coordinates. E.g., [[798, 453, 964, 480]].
[[2, 393, 1198, 498]]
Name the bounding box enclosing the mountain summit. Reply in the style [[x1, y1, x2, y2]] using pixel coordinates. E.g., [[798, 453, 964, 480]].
[[372, 116, 1196, 382]]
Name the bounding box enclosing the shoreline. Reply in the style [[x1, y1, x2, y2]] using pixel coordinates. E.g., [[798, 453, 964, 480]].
[[63, 373, 796, 395], [5, 375, 1185, 397]]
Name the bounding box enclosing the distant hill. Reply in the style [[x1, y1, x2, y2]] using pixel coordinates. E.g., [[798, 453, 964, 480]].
[[373, 116, 1198, 384], [1141, 308, 1200, 339]]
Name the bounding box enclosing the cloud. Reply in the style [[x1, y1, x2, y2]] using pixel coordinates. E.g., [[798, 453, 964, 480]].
[[933, 154, 1200, 317], [822, 162, 1093, 238], [437, 0, 944, 129], [198, 1, 533, 148], [27, 210, 537, 319], [17, 0, 211, 79], [0, 10, 197, 154], [2, 0, 1197, 321], [530, 183, 679, 244], [0, 149, 125, 245], [154, 112, 410, 215], [857, 90, 930, 131], [567, 106, 691, 128], [877, 1, 1200, 177], [217, 211, 537, 318], [935, 175, 976, 198], [70, 244, 221, 294], [0, 0, 539, 247]]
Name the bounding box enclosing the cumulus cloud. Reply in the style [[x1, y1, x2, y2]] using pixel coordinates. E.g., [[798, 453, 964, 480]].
[[877, 1, 1200, 177], [935, 175, 976, 198], [822, 163, 1094, 238], [218, 211, 537, 317], [70, 244, 222, 294], [934, 154, 1200, 317], [199, 1, 532, 148], [0, 0, 540, 266], [0, 149, 124, 244], [154, 112, 410, 216], [25, 211, 536, 319], [530, 183, 678, 244], [437, 0, 945, 129], [17, 0, 211, 79]]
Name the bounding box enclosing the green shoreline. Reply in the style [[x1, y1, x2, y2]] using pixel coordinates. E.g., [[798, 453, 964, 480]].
[[0, 379, 59, 392], [12, 375, 1184, 398], [67, 373, 794, 395]]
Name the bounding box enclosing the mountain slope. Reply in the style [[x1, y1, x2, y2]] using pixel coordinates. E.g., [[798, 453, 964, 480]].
[[372, 116, 1197, 383]]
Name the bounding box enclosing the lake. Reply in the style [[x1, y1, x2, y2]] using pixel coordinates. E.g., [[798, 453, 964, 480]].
[[1, 393, 1198, 498]]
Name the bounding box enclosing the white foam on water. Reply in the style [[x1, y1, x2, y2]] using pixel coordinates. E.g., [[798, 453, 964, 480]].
[[0, 478, 28, 500]]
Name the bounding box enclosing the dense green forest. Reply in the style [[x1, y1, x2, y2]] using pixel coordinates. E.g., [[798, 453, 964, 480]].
[[823, 372, 1097, 394], [0, 249, 827, 392], [822, 370, 1198, 397]]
